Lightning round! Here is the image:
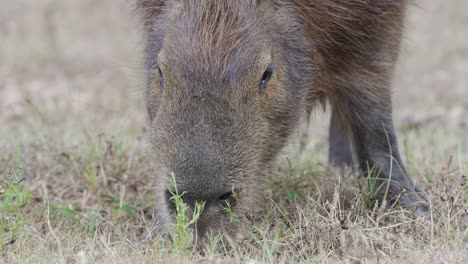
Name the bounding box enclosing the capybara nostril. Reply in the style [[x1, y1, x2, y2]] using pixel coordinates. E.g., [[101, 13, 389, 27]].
[[218, 191, 237, 206], [165, 187, 237, 212], [218, 192, 232, 201]]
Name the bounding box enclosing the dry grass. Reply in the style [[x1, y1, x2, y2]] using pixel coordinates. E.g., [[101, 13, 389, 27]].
[[0, 0, 467, 263]]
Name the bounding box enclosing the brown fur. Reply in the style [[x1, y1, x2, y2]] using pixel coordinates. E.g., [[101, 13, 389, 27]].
[[136, 0, 429, 239]]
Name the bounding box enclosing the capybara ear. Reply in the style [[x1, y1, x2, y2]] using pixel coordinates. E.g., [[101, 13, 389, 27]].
[[136, 0, 167, 28]]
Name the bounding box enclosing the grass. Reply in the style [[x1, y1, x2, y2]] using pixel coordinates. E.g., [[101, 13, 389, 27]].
[[167, 173, 206, 254], [0, 168, 32, 247], [222, 199, 240, 224], [1, 0, 467, 263], [0, 134, 466, 263]]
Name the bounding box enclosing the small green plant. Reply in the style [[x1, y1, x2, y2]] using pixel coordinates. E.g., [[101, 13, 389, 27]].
[[463, 165, 467, 180], [84, 164, 98, 192], [47, 204, 77, 220], [204, 230, 225, 256], [100, 194, 137, 218], [362, 163, 402, 212], [168, 173, 205, 253], [365, 166, 388, 203], [0, 168, 32, 248], [286, 188, 306, 202], [365, 166, 380, 200], [83, 209, 102, 234], [222, 201, 239, 223], [253, 226, 282, 263]]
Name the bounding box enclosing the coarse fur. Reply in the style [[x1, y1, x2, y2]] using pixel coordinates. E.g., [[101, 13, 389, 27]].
[[136, 0, 429, 240]]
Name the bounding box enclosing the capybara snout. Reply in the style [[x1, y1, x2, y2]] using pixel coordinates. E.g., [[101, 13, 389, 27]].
[[138, 0, 429, 240]]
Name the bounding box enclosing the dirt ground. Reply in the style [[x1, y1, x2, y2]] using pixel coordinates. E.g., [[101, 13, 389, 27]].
[[0, 0, 467, 263]]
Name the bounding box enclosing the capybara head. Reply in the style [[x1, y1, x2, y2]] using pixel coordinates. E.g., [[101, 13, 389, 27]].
[[138, 0, 313, 238]]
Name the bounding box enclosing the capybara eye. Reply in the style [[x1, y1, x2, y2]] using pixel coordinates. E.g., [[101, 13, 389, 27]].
[[259, 66, 273, 92], [158, 66, 164, 88]]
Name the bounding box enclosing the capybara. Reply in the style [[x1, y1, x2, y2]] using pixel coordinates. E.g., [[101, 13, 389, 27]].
[[136, 0, 429, 238]]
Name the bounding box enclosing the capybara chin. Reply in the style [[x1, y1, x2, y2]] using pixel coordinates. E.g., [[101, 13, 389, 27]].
[[136, 0, 429, 239]]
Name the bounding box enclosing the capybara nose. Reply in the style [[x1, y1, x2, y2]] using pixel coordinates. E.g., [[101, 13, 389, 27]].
[[165, 189, 236, 213]]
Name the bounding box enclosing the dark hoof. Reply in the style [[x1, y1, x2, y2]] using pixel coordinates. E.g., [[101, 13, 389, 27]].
[[397, 190, 431, 218], [413, 205, 430, 218]]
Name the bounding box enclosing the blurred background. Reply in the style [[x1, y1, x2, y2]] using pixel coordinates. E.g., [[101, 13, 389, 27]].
[[1, 0, 143, 144]]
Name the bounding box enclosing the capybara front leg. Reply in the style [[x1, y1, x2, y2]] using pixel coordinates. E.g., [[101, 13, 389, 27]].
[[332, 82, 429, 217]]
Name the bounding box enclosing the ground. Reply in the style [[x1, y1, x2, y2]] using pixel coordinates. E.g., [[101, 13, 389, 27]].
[[0, 0, 467, 263]]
